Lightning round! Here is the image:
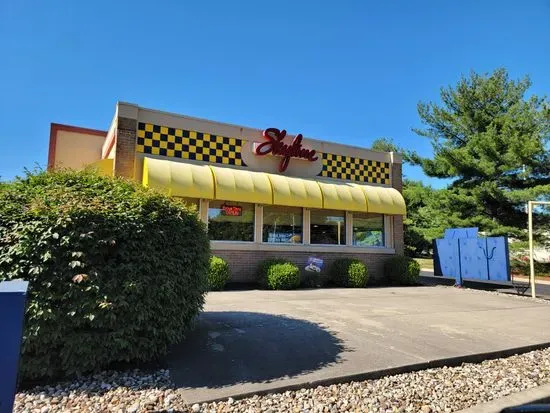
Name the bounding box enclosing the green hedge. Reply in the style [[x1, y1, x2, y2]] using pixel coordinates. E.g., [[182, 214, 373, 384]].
[[384, 255, 420, 285], [0, 170, 210, 380], [257, 258, 300, 290], [329, 258, 369, 287], [208, 256, 230, 291]]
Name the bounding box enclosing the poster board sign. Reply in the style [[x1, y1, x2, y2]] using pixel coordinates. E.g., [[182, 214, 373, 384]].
[[305, 257, 324, 273]]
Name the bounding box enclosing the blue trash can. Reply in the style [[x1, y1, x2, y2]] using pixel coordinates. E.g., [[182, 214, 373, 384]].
[[0, 280, 29, 413]]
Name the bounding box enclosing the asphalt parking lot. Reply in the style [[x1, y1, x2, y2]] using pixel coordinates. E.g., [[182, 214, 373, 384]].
[[164, 286, 550, 404]]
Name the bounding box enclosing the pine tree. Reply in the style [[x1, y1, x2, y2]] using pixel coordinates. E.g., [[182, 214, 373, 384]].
[[410, 68, 550, 237]]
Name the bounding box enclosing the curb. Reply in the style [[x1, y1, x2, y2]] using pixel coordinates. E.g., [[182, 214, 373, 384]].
[[455, 382, 550, 413], [184, 342, 550, 404]]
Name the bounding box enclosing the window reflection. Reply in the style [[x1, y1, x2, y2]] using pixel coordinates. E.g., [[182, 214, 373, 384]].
[[262, 206, 303, 243], [353, 213, 384, 247], [310, 209, 346, 245], [208, 201, 254, 241]]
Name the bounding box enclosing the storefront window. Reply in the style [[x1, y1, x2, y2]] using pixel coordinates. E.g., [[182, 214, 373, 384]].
[[310, 209, 346, 245], [262, 206, 303, 243], [353, 213, 385, 247], [208, 201, 254, 242]]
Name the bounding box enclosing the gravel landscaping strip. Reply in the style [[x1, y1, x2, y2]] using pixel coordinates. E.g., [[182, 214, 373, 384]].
[[15, 347, 550, 413]]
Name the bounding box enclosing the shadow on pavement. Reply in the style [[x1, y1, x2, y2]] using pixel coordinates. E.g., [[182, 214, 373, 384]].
[[164, 311, 347, 389]]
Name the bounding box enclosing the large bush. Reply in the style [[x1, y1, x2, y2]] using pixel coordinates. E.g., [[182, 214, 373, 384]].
[[329, 258, 369, 287], [208, 256, 230, 291], [384, 255, 420, 285], [257, 258, 300, 290], [0, 170, 210, 380]]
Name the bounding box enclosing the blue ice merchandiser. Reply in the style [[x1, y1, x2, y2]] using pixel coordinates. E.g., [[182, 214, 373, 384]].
[[0, 280, 29, 413], [433, 227, 510, 285]]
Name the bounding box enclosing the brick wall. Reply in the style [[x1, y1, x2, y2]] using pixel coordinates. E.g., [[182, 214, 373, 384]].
[[212, 249, 393, 284], [391, 161, 405, 255], [114, 117, 137, 178]]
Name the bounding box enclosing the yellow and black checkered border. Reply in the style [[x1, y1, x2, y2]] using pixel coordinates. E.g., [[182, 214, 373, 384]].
[[136, 122, 246, 167], [318, 153, 390, 184]]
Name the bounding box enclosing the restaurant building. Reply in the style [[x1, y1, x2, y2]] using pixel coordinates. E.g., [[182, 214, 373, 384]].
[[48, 102, 406, 282]]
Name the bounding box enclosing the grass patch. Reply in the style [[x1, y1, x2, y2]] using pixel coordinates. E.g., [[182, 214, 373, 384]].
[[414, 257, 434, 270]]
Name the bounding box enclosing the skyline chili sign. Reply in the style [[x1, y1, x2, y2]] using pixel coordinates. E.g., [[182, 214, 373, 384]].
[[254, 128, 318, 172]]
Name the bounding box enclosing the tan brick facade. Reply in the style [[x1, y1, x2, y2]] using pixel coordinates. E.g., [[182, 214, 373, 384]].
[[212, 249, 394, 284], [78, 103, 406, 285]]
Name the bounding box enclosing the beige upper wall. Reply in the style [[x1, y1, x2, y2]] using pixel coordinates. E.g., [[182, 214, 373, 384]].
[[49, 124, 107, 170], [120, 102, 402, 186], [131, 103, 402, 164]]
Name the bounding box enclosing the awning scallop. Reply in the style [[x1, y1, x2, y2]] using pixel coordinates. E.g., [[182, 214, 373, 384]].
[[210, 165, 272, 204], [143, 157, 215, 199], [267, 174, 323, 209], [354, 184, 406, 215], [318, 181, 368, 212]]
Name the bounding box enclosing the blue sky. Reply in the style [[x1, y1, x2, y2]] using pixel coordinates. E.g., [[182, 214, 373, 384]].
[[1, 0, 549, 186]]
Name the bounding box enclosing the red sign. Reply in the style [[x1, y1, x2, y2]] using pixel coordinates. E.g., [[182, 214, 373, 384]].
[[220, 204, 242, 216], [254, 128, 318, 172]]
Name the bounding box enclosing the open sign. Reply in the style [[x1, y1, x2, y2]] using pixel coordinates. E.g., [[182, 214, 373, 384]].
[[220, 204, 242, 216]]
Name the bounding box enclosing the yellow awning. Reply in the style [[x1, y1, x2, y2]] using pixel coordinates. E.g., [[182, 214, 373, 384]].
[[210, 165, 272, 204], [318, 182, 368, 212], [268, 174, 323, 209], [143, 157, 215, 199], [355, 184, 406, 215], [142, 157, 405, 215]]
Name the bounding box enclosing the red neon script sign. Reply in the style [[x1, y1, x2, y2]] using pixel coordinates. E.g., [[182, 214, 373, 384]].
[[254, 128, 318, 172]]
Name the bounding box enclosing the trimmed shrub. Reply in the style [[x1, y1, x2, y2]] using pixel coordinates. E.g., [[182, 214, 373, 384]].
[[0, 169, 210, 380], [329, 258, 369, 287], [257, 258, 300, 290], [384, 255, 421, 285], [208, 256, 230, 291]]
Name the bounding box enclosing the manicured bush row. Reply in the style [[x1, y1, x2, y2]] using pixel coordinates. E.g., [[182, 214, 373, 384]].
[[0, 170, 210, 380], [329, 258, 369, 287], [384, 255, 420, 285]]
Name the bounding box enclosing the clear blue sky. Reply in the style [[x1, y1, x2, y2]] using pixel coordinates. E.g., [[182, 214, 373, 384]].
[[1, 0, 549, 186]]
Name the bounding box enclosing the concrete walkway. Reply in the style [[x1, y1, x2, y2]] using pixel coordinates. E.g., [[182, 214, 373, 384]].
[[164, 287, 550, 404]]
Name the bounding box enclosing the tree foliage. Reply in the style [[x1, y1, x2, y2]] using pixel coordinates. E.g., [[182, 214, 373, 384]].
[[402, 180, 448, 255], [411, 68, 550, 237], [0, 170, 210, 380]]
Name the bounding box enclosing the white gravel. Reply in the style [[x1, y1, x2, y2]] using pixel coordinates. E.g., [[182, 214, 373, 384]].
[[14, 347, 550, 413]]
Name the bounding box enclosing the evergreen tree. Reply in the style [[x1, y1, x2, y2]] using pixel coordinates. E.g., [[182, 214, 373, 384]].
[[410, 68, 550, 237]]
